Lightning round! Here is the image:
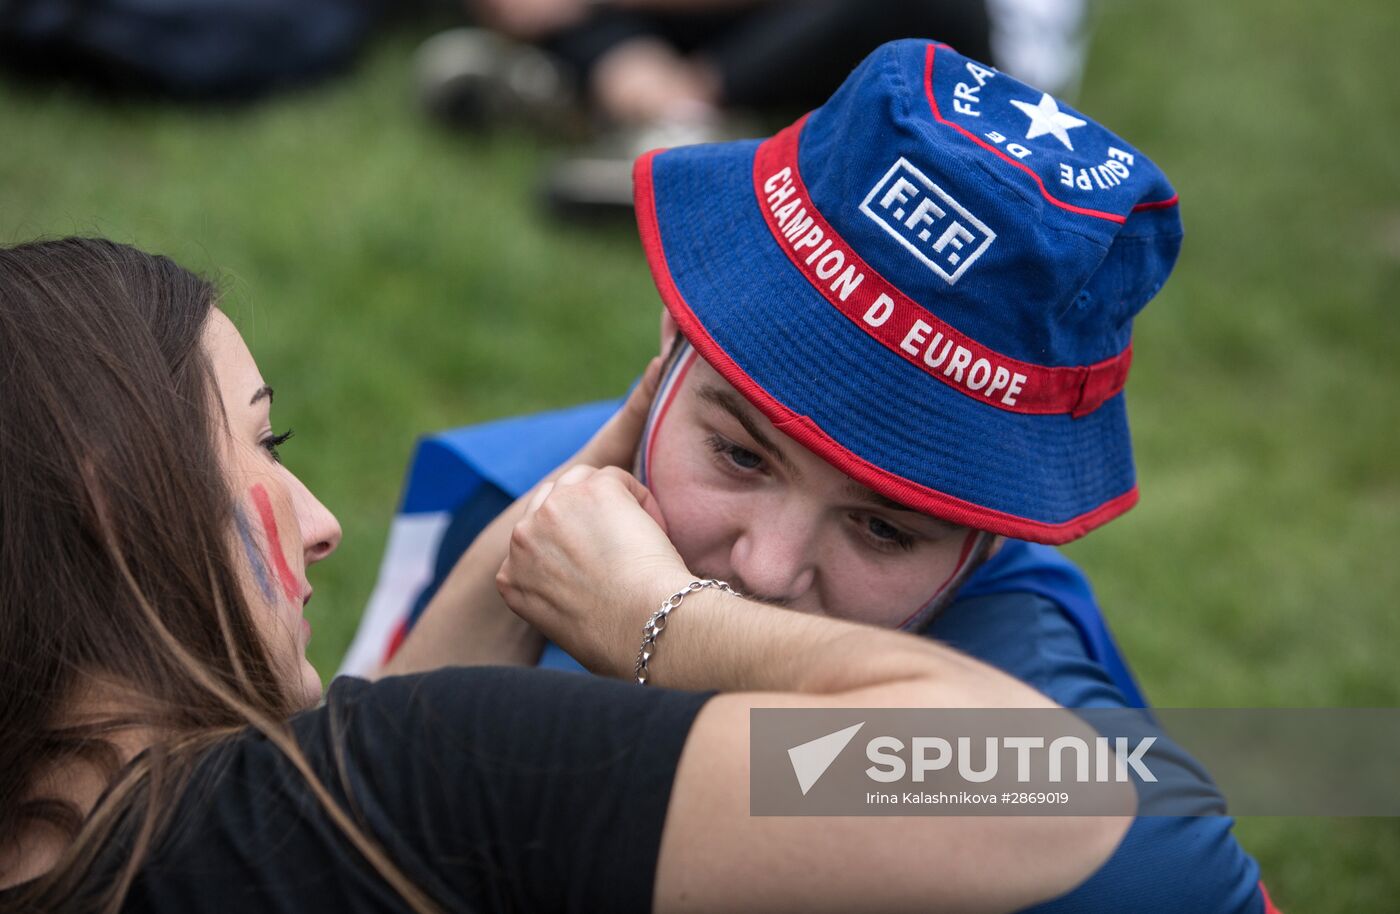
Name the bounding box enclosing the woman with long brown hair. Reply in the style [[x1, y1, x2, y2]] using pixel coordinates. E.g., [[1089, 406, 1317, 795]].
[[0, 237, 1131, 914]]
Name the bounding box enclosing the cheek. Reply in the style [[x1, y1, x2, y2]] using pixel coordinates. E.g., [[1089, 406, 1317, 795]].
[[234, 506, 279, 606], [651, 480, 744, 571], [648, 428, 740, 570], [246, 482, 303, 605]]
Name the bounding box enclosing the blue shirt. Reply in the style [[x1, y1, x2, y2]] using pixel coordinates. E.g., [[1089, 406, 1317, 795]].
[[395, 401, 1273, 914]]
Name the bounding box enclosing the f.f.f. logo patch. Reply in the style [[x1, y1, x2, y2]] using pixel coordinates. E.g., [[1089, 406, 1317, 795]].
[[860, 158, 996, 285]]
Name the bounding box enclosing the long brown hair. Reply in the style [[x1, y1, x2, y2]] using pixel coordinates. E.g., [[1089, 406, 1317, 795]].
[[0, 238, 439, 913]]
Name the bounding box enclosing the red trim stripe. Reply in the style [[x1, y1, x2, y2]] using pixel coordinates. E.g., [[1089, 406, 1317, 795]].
[[382, 616, 410, 665], [1133, 193, 1181, 212], [1259, 881, 1283, 914], [923, 43, 1178, 223], [753, 118, 1132, 418], [634, 148, 1138, 544], [897, 528, 979, 629]]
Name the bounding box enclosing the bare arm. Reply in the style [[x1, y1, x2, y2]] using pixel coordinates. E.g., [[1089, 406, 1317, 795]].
[[651, 602, 1126, 914], [497, 468, 1135, 913], [608, 0, 775, 9], [468, 0, 774, 40]]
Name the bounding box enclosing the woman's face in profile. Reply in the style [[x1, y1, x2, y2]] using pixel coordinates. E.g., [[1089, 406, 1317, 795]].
[[202, 310, 341, 707]]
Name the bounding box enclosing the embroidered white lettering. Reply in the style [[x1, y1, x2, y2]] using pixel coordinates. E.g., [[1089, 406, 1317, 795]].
[[764, 167, 792, 194], [815, 249, 846, 280], [830, 264, 864, 301], [1002, 373, 1027, 406], [901, 319, 933, 356], [864, 294, 895, 327], [945, 346, 973, 383]]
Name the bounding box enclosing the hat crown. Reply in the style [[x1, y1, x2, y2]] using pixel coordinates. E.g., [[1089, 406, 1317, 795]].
[[633, 39, 1185, 541], [795, 39, 1182, 368]]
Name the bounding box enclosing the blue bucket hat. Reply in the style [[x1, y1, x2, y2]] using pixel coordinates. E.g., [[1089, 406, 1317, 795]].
[[633, 39, 1182, 544]]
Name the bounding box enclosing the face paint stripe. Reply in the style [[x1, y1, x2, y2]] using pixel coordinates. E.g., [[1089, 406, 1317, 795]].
[[897, 528, 983, 630], [638, 340, 695, 483], [250, 483, 302, 605], [234, 507, 278, 604], [641, 345, 698, 490]]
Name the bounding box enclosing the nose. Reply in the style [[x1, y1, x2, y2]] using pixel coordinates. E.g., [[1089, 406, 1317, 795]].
[[727, 502, 820, 608], [287, 473, 342, 566]]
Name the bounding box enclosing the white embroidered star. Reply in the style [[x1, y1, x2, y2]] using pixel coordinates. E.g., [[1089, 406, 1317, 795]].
[[1009, 92, 1087, 151]]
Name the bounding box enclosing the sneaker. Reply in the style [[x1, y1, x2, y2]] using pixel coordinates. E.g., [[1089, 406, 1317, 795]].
[[542, 116, 757, 221], [415, 28, 579, 134]]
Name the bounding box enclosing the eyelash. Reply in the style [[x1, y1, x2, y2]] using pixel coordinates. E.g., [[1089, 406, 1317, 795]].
[[704, 434, 918, 553], [261, 428, 294, 463], [855, 513, 918, 553], [706, 433, 765, 474]]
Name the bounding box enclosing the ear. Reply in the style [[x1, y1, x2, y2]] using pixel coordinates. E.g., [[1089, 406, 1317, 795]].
[[659, 309, 678, 356]]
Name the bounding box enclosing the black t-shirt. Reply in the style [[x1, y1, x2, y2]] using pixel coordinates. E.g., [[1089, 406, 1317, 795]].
[[6, 667, 714, 913]]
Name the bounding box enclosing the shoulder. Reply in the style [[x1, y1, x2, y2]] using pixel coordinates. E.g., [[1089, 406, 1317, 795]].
[[132, 669, 715, 913], [317, 666, 714, 750], [929, 589, 1129, 708], [292, 668, 717, 828]]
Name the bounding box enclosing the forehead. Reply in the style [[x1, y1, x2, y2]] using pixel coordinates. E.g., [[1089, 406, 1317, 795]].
[[674, 356, 959, 527], [201, 310, 264, 408], [675, 357, 836, 484]]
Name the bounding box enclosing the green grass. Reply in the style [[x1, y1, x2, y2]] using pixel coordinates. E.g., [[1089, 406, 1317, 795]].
[[2, 1, 1397, 909]]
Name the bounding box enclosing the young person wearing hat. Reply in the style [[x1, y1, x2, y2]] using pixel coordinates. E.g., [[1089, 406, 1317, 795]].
[[351, 39, 1281, 914]]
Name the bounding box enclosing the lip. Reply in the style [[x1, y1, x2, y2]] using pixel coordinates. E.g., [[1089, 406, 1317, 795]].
[[299, 587, 313, 641]]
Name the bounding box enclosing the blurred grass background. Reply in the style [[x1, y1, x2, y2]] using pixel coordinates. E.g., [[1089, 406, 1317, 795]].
[[2, 0, 1397, 909]]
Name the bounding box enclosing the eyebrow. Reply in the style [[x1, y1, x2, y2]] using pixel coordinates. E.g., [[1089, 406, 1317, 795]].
[[843, 481, 963, 533], [696, 384, 800, 476], [696, 382, 960, 532], [844, 483, 918, 513], [250, 385, 274, 406]]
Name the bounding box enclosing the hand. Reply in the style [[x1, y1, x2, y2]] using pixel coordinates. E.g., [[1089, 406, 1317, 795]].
[[497, 465, 691, 678], [469, 0, 589, 40], [592, 38, 721, 124], [569, 351, 665, 471], [379, 355, 666, 677]]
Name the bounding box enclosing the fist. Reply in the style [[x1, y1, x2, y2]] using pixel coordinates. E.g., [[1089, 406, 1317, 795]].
[[496, 465, 691, 677]]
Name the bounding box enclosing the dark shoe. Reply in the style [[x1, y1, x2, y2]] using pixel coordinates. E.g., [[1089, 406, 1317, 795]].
[[542, 116, 756, 221], [415, 28, 579, 134]]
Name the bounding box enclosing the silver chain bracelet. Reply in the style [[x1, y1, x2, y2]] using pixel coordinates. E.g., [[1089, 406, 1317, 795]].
[[635, 579, 739, 685]]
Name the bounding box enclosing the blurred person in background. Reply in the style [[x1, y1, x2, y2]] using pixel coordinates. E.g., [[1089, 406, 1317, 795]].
[[417, 0, 1092, 212], [0, 0, 395, 99]]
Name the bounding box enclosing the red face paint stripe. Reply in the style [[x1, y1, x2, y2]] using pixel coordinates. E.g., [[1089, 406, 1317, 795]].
[[250, 483, 302, 605], [923, 43, 1132, 225], [896, 528, 980, 629], [752, 118, 1133, 418], [634, 149, 1139, 545]]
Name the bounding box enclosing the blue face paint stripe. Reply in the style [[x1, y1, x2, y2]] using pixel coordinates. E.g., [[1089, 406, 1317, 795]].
[[235, 507, 277, 604]]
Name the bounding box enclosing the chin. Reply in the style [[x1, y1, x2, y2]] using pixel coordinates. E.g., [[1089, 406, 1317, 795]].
[[296, 660, 324, 708]]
